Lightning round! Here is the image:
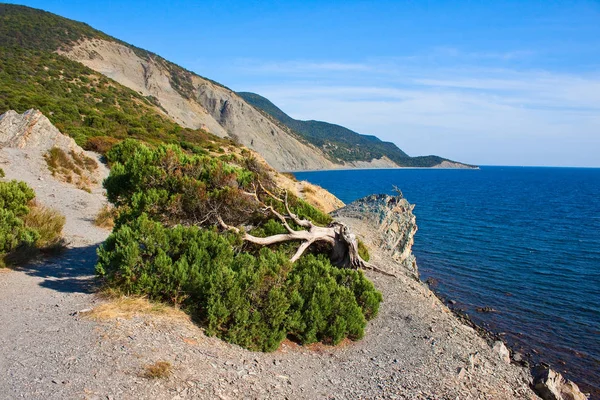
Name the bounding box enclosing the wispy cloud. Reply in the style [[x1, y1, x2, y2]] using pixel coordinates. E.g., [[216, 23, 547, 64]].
[[236, 60, 372, 73], [227, 51, 600, 167]]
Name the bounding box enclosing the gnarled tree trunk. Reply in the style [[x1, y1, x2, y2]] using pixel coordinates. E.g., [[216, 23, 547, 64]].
[[217, 185, 395, 277]]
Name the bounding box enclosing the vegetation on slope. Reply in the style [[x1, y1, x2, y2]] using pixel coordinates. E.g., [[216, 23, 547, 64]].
[[0, 47, 228, 153], [0, 4, 229, 101], [238, 91, 466, 167], [97, 140, 381, 351]]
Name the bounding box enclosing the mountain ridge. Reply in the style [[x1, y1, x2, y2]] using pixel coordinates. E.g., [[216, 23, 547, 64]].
[[238, 92, 475, 168]]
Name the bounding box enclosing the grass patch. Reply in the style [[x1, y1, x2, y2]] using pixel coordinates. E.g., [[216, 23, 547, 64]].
[[143, 361, 172, 379], [23, 200, 65, 248], [300, 184, 316, 195], [85, 294, 191, 322], [357, 239, 370, 262], [44, 147, 97, 191], [93, 205, 115, 229], [70, 149, 98, 172], [281, 172, 297, 182]]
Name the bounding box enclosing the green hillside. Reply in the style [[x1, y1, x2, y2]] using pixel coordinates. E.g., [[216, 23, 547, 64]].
[[238, 92, 468, 168], [0, 4, 228, 152]]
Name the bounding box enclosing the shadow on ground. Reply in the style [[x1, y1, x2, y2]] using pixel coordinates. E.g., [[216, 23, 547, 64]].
[[17, 245, 101, 294]]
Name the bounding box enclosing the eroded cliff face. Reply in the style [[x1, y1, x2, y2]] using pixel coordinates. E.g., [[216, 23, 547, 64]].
[[58, 38, 337, 172], [332, 194, 419, 278]]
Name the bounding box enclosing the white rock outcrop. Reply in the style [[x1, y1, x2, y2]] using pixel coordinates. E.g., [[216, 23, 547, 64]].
[[532, 365, 589, 400], [0, 109, 78, 151], [492, 340, 511, 364]]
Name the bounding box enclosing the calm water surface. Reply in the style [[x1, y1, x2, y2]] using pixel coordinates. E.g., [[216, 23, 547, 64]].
[[295, 167, 600, 396]]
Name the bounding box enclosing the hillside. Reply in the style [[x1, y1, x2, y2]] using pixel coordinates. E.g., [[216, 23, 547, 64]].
[[0, 4, 336, 171], [238, 92, 474, 168], [0, 4, 473, 170]]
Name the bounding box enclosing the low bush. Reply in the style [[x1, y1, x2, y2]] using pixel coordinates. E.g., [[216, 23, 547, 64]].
[[0, 180, 38, 260], [97, 215, 382, 351], [0, 167, 4, 178], [97, 140, 382, 351], [0, 180, 65, 267]]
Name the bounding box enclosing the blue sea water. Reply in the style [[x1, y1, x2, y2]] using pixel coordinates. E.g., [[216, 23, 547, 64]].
[[295, 167, 600, 395]]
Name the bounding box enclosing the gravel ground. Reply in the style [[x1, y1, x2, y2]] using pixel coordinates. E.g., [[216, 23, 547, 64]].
[[0, 147, 539, 399]]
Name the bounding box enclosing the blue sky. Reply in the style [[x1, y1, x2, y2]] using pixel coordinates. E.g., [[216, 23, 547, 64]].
[[9, 0, 600, 166]]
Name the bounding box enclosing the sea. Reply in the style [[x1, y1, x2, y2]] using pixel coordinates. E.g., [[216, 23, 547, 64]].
[[294, 166, 600, 397]]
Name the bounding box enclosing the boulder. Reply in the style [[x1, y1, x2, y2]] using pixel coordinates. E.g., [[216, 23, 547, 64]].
[[0, 109, 77, 151], [492, 341, 510, 364], [531, 365, 588, 400]]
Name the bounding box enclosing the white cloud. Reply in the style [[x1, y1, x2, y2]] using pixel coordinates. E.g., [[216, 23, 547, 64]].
[[228, 56, 600, 167]]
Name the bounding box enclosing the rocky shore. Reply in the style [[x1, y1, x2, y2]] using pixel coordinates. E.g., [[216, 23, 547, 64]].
[[333, 194, 589, 400]]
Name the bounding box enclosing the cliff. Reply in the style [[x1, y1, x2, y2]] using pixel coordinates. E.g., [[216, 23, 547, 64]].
[[332, 194, 419, 278], [58, 38, 336, 172]]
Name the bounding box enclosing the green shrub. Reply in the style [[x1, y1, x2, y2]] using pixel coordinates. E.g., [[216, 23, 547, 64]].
[[104, 140, 332, 230], [358, 239, 370, 262], [0, 179, 35, 217], [97, 140, 383, 351], [0, 167, 4, 178], [0, 180, 65, 267], [97, 215, 382, 351]]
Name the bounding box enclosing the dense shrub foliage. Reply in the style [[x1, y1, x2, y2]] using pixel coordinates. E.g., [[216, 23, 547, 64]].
[[0, 180, 38, 256], [97, 140, 381, 351], [97, 215, 381, 351], [0, 180, 64, 266], [103, 140, 332, 228]]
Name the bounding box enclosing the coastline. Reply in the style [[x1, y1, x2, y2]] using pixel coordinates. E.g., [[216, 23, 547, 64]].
[[286, 165, 480, 173], [296, 167, 597, 399], [425, 279, 596, 399], [330, 193, 590, 400]]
